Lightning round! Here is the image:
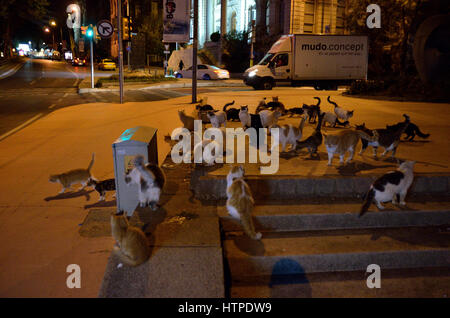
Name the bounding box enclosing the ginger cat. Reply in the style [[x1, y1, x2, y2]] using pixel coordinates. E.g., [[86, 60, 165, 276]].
[[49, 153, 95, 193], [178, 110, 195, 132], [324, 130, 378, 166], [110, 212, 151, 266], [226, 165, 262, 240]]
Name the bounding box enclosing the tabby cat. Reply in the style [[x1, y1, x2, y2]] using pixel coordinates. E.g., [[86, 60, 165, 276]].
[[226, 165, 262, 240], [87, 177, 116, 201], [49, 153, 95, 193], [111, 212, 151, 266]]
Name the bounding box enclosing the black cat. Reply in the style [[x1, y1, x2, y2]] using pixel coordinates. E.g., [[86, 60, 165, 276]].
[[223, 100, 240, 121], [386, 122, 430, 141], [195, 104, 214, 112], [286, 107, 305, 117], [87, 178, 116, 201], [302, 97, 321, 123]]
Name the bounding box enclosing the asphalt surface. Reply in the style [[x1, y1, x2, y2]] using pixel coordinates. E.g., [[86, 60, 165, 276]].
[[0, 58, 251, 139]]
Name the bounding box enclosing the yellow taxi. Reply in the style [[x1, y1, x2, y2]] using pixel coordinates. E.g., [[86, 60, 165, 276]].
[[98, 59, 116, 71]]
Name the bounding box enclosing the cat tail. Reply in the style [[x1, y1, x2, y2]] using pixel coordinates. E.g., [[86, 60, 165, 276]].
[[414, 127, 430, 138], [223, 100, 235, 111], [313, 96, 321, 106], [87, 153, 95, 172], [241, 207, 262, 240], [359, 187, 375, 217], [327, 96, 338, 108]]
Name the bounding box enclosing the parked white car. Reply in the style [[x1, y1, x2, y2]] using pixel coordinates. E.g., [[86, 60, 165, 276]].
[[174, 64, 230, 80]]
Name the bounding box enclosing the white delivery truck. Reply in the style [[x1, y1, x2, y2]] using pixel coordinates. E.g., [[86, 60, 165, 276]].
[[243, 34, 368, 90]]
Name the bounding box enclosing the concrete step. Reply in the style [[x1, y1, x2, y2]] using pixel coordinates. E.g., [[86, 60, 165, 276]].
[[192, 172, 450, 201], [229, 267, 450, 298], [223, 227, 450, 279], [218, 199, 450, 232]]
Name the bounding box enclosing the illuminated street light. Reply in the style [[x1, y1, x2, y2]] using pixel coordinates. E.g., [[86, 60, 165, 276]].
[[44, 27, 50, 33], [50, 20, 56, 27]]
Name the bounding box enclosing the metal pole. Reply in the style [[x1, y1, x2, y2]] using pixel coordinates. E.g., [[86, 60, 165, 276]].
[[90, 36, 94, 88], [117, 0, 124, 104], [192, 0, 198, 104]]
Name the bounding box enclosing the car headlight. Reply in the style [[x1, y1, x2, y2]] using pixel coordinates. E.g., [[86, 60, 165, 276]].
[[248, 70, 258, 77]]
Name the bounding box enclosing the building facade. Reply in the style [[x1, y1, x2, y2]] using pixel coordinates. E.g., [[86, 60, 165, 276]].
[[197, 0, 347, 47]]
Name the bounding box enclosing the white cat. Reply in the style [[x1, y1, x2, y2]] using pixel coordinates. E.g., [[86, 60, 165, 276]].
[[322, 111, 349, 127], [258, 109, 282, 128], [328, 96, 354, 121], [207, 110, 227, 128], [124, 156, 165, 211], [360, 161, 416, 216], [273, 116, 306, 152]]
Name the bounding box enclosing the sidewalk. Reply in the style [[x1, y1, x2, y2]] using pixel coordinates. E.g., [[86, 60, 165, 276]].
[[0, 89, 448, 297]]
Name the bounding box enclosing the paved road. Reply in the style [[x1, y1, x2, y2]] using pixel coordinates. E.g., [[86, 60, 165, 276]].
[[0, 58, 251, 139]]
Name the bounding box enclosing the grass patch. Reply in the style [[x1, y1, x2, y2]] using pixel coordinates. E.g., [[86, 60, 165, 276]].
[[96, 74, 178, 87]]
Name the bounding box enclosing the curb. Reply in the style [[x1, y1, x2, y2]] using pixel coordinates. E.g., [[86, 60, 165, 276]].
[[192, 173, 450, 201], [221, 210, 450, 233], [227, 250, 450, 277], [78, 80, 246, 94]]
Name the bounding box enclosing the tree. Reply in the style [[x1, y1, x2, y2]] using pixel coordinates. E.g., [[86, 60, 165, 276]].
[[221, 31, 251, 73]]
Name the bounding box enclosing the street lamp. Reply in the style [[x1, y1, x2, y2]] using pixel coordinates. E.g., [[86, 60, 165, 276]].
[[49, 20, 57, 51]]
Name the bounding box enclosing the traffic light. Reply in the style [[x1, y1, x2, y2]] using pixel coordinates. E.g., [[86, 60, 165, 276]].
[[129, 17, 133, 39], [86, 26, 94, 38], [122, 17, 129, 41], [81, 26, 87, 35]]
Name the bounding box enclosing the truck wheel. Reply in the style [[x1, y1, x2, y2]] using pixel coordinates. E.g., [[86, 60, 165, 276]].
[[261, 79, 273, 90]]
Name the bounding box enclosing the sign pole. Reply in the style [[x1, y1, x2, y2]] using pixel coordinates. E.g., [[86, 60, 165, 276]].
[[117, 0, 124, 104], [192, 0, 198, 104], [90, 35, 94, 88]]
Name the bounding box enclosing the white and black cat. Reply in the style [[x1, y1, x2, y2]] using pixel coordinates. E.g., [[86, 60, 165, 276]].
[[328, 96, 354, 122], [207, 110, 227, 128], [223, 100, 240, 121], [360, 161, 416, 216], [125, 156, 166, 211]]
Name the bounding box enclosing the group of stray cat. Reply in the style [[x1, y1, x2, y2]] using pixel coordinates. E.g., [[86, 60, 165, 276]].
[[179, 95, 430, 232], [49, 154, 165, 266], [47, 95, 430, 267]]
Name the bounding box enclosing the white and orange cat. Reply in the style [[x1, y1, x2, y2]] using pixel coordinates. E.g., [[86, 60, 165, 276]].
[[49, 153, 95, 193], [273, 116, 306, 152], [111, 212, 150, 266], [226, 165, 262, 240], [324, 130, 378, 166]]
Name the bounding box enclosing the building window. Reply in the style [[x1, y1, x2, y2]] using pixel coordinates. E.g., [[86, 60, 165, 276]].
[[231, 11, 237, 32]]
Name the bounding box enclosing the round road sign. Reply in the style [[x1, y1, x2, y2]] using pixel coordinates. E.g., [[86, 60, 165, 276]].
[[96, 20, 114, 39]]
